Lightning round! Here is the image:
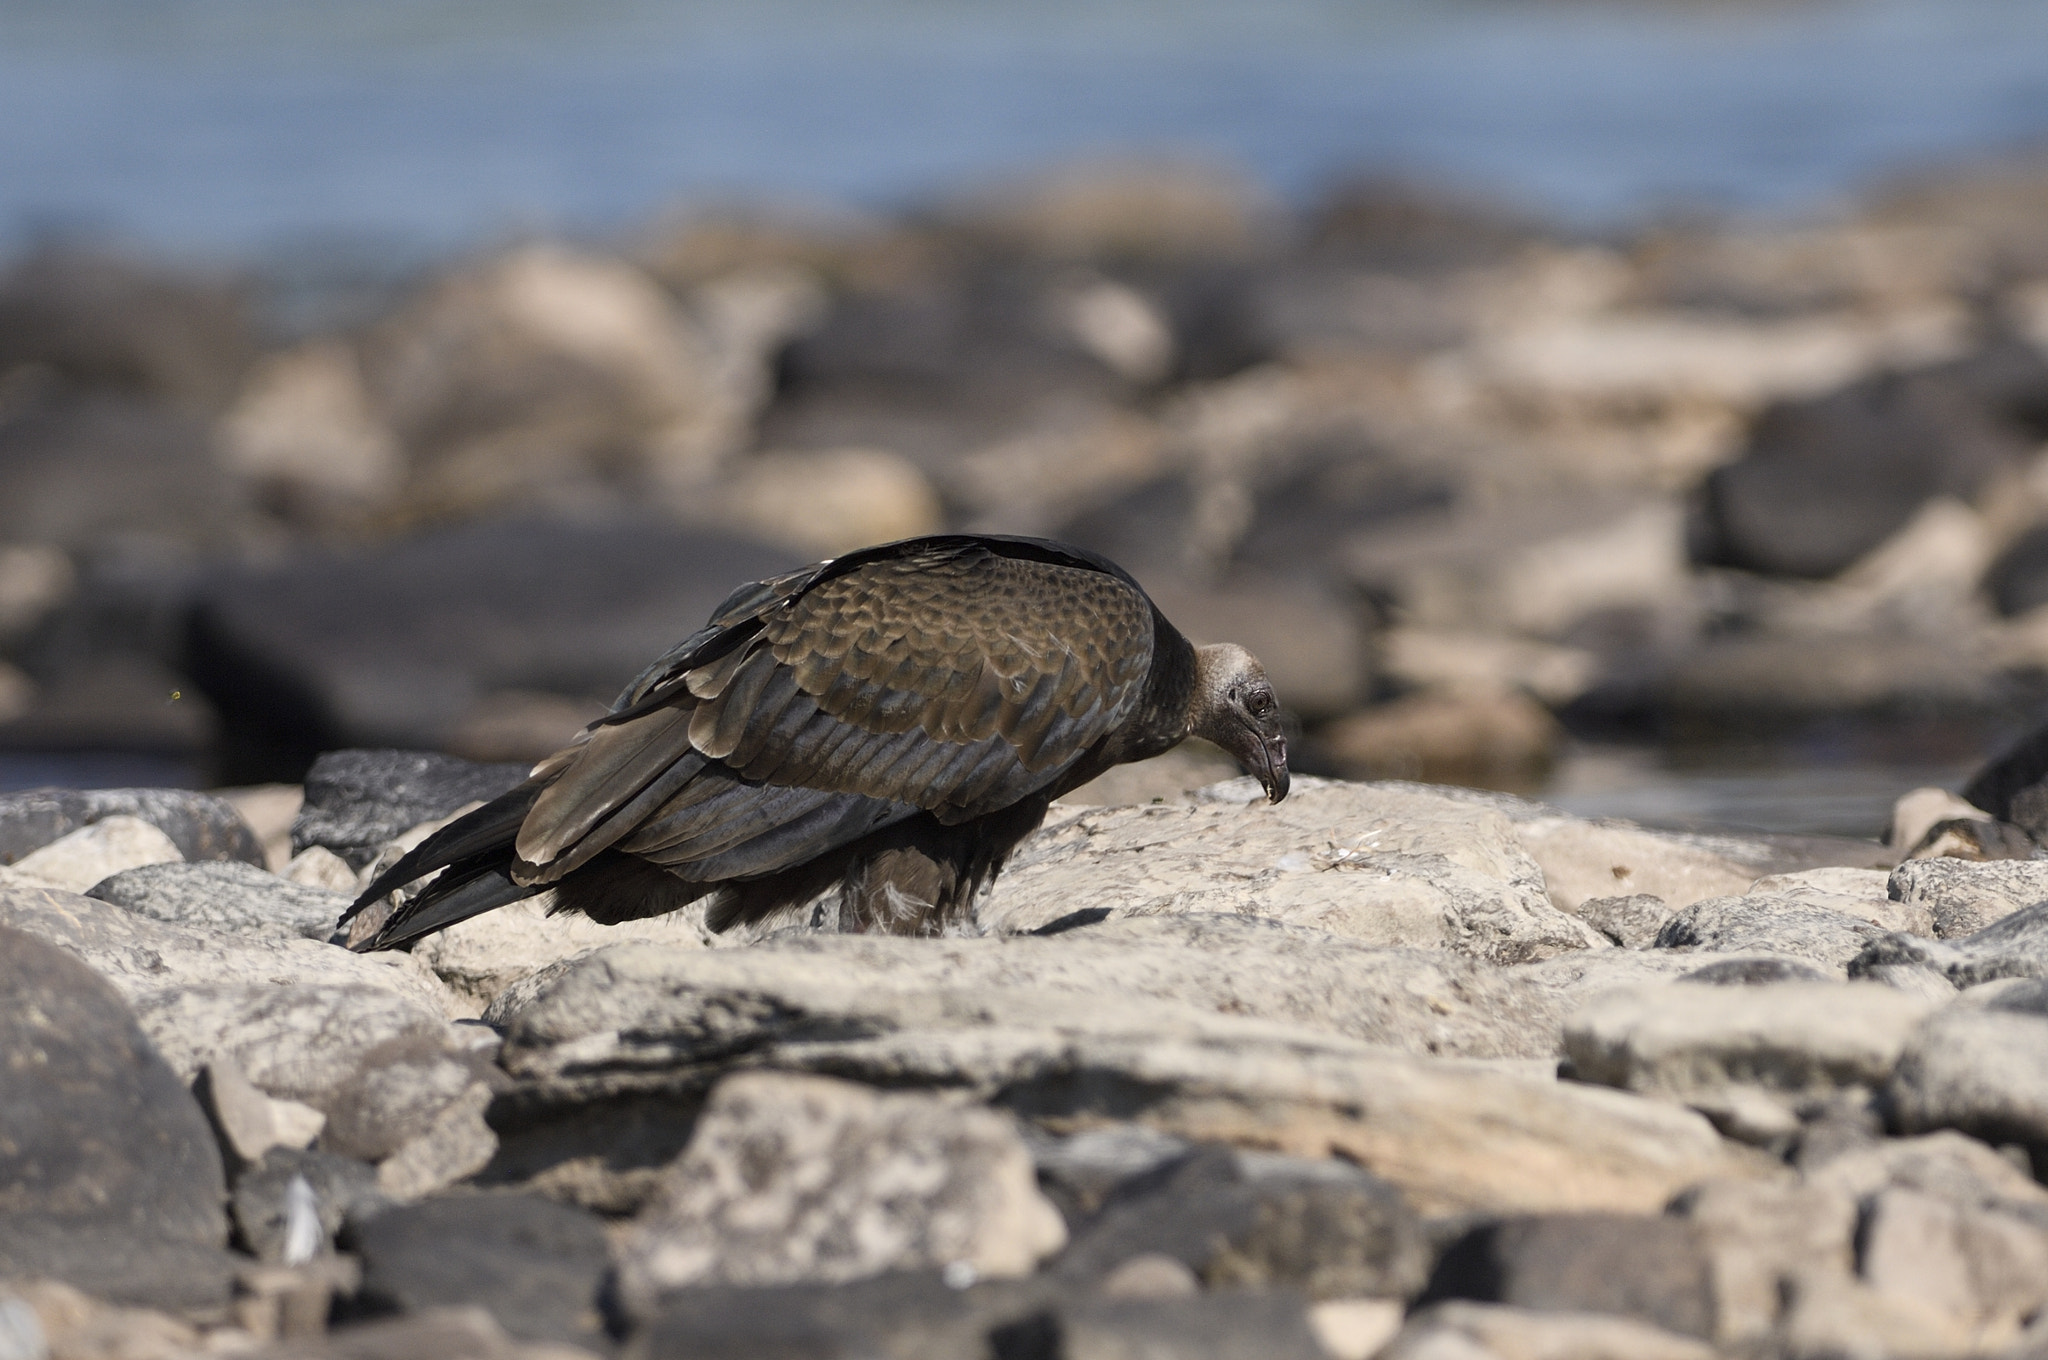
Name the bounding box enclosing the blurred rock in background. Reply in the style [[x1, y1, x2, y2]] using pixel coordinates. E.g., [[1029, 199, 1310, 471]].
[[1, 155, 2048, 798]]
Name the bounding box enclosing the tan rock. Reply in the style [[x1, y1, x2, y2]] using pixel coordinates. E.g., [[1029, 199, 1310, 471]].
[[411, 896, 709, 1008], [7, 815, 182, 893], [1318, 689, 1560, 791], [1513, 816, 1755, 914], [705, 447, 943, 558], [1380, 1301, 1717, 1360], [375, 1082, 499, 1202], [1670, 1178, 1857, 1344]]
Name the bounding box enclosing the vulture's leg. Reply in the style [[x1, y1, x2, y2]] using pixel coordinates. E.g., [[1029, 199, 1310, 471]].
[[837, 797, 1055, 936]]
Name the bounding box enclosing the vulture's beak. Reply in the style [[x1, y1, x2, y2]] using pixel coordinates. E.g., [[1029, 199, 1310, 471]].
[[1223, 721, 1289, 804]]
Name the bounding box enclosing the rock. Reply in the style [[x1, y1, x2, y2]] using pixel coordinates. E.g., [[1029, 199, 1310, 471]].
[[1963, 718, 2048, 843], [87, 859, 349, 941], [1378, 1301, 1717, 1360], [1677, 956, 1832, 985], [0, 1281, 214, 1360], [981, 778, 1600, 964], [0, 786, 264, 868], [1859, 1185, 2048, 1350], [1777, 1273, 1975, 1360], [188, 519, 798, 782], [219, 339, 404, 520], [1096, 1254, 1200, 1299], [939, 160, 1274, 262], [612, 1072, 1066, 1311], [346, 1194, 610, 1347], [1057, 743, 1244, 808], [5, 815, 181, 891], [1316, 689, 1560, 790], [1306, 1299, 1405, 1360], [1509, 816, 1755, 915], [487, 922, 1770, 1218], [699, 447, 943, 558], [626, 1271, 1057, 1360], [374, 1083, 501, 1202], [0, 248, 252, 412], [0, 925, 234, 1311], [260, 1305, 570, 1360], [998, 1293, 1329, 1360], [284, 845, 363, 893], [194, 1059, 325, 1170], [0, 882, 455, 1023], [1891, 857, 2048, 938], [1852, 900, 2048, 989], [1654, 893, 1887, 973], [217, 782, 305, 872], [132, 983, 455, 1098], [1887, 785, 1993, 853], [1573, 894, 1673, 948], [1890, 1006, 2048, 1153], [1903, 815, 2040, 863], [232, 1148, 382, 1265], [1695, 344, 2048, 578], [1563, 982, 1941, 1143], [1028, 1125, 1190, 1226], [290, 748, 532, 870], [1668, 1178, 1857, 1345], [319, 1035, 489, 1161], [412, 897, 709, 1009], [1745, 865, 1933, 933], [1987, 520, 2048, 617], [1421, 1214, 1715, 1340], [1052, 1146, 1430, 1301]]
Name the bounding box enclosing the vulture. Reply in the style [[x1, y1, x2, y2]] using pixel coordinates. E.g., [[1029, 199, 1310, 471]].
[[342, 534, 1288, 949]]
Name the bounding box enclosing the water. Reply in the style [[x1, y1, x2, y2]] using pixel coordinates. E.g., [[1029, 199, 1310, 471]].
[[1, 0, 2046, 262]]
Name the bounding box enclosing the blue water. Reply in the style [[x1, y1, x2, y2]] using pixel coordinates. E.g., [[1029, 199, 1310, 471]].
[[2, 0, 2046, 262]]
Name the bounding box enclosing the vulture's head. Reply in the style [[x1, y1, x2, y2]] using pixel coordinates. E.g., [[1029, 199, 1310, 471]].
[[1190, 643, 1290, 803]]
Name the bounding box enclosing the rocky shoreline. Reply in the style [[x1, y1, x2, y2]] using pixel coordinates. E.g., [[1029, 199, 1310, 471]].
[[7, 741, 2048, 1358]]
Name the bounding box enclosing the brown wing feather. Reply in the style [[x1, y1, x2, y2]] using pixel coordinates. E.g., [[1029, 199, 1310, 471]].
[[512, 541, 1155, 882]]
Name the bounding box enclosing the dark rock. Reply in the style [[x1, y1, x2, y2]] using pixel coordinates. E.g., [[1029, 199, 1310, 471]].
[[186, 516, 798, 782], [344, 1193, 610, 1347], [0, 924, 232, 1308], [0, 786, 264, 868], [1029, 1125, 1190, 1227], [478, 1090, 713, 1216], [1852, 901, 2048, 989], [0, 248, 253, 412], [87, 859, 348, 940], [994, 1293, 1326, 1360], [263, 1307, 538, 1360], [1964, 722, 2048, 844], [632, 1272, 1057, 1360], [1655, 897, 1883, 974], [1680, 956, 1833, 986], [1055, 1146, 1429, 1302], [233, 1148, 382, 1264], [1694, 344, 2048, 579], [1420, 1213, 1715, 1340], [1907, 816, 2041, 863], [291, 749, 531, 869], [1986, 522, 2048, 618], [1305, 177, 1550, 273]]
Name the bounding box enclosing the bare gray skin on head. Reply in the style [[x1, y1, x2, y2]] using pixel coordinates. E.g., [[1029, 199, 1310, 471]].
[[1187, 642, 1290, 803]]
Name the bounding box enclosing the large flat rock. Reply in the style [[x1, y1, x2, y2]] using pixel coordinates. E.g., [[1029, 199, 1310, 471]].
[[981, 778, 1600, 964]]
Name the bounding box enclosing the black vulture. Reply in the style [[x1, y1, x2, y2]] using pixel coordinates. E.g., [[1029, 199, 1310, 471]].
[[342, 534, 1289, 947]]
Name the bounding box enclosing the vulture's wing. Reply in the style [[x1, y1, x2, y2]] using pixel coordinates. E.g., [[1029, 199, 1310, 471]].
[[511, 538, 1156, 885]]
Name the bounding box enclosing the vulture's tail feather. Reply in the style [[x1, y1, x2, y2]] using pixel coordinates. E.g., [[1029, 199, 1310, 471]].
[[341, 782, 541, 929], [357, 860, 540, 951]]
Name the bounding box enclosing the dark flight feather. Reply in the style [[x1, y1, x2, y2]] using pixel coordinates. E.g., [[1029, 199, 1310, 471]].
[[346, 533, 1287, 948]]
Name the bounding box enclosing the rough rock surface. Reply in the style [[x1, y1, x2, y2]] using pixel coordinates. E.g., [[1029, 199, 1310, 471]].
[[87, 858, 350, 941], [1853, 900, 2048, 989], [981, 778, 1600, 963], [290, 748, 532, 870], [1654, 892, 1889, 973], [1890, 857, 2048, 938], [613, 1072, 1066, 1311], [0, 786, 265, 868], [0, 926, 235, 1310], [4, 814, 182, 892]]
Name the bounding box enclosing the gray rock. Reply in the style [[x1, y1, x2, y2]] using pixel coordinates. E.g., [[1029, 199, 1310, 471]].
[[234, 1148, 382, 1264], [5, 816, 182, 892], [1510, 817, 1753, 915], [629, 1272, 1058, 1360], [346, 1194, 610, 1348], [87, 859, 349, 941], [1563, 982, 1941, 1144], [0, 786, 265, 869], [1668, 1178, 1857, 1345], [256, 1306, 543, 1359], [1890, 857, 2048, 938], [489, 934, 1766, 1220], [1654, 894, 1885, 973], [613, 1072, 1066, 1312], [1380, 1302, 1717, 1360], [0, 881, 457, 1020], [1574, 894, 1671, 948], [0, 925, 233, 1309], [1053, 1145, 1430, 1301], [192, 518, 797, 783], [193, 1059, 325, 1170], [1421, 1214, 1716, 1340], [290, 748, 532, 870], [318, 1034, 488, 1162], [1890, 1006, 2048, 1153], [1858, 1185, 2048, 1348], [372, 1081, 500, 1202], [1677, 956, 1831, 985], [999, 1292, 1329, 1360], [1851, 899, 2048, 989], [1028, 1126, 1190, 1226], [133, 983, 453, 1102], [981, 779, 1600, 963]]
